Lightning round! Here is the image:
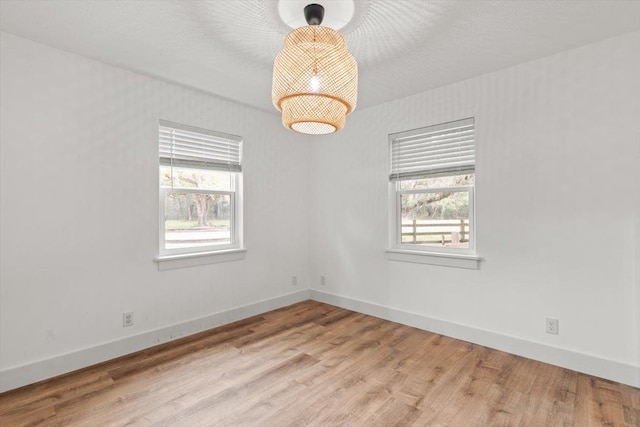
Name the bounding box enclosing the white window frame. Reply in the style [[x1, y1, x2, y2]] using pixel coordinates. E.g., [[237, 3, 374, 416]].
[[387, 118, 479, 266], [389, 184, 475, 256], [158, 174, 243, 257], [156, 120, 244, 263]]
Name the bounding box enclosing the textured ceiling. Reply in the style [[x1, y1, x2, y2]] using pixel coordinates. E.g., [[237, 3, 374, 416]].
[[1, 0, 639, 114]]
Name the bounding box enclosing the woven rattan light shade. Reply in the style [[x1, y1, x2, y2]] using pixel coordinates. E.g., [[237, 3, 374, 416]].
[[273, 25, 357, 135]]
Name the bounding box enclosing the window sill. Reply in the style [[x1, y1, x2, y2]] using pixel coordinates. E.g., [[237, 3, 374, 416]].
[[155, 248, 246, 271], [385, 248, 481, 269]]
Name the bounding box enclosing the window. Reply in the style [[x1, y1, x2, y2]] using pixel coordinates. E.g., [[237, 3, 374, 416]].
[[389, 118, 475, 254], [158, 120, 243, 257]]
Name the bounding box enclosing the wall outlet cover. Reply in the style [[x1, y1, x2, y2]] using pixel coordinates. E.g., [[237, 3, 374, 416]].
[[123, 312, 134, 327]]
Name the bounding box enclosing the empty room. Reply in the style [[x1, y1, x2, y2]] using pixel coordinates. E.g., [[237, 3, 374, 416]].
[[0, 0, 639, 425]]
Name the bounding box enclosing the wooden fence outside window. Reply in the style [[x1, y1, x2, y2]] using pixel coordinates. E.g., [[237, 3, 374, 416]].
[[401, 219, 469, 245]]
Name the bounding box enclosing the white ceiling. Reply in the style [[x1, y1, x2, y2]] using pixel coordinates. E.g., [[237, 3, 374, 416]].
[[1, 1, 639, 114]]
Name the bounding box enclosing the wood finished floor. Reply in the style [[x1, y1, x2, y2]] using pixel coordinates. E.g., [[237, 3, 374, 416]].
[[0, 301, 638, 427]]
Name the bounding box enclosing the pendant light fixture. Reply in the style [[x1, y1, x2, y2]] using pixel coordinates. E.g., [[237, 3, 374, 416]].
[[272, 3, 358, 135]]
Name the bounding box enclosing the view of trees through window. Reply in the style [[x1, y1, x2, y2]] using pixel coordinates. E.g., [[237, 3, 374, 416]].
[[160, 166, 233, 250], [399, 174, 474, 248]]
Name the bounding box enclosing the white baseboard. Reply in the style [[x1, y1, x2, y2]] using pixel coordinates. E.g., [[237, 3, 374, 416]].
[[310, 289, 640, 388], [0, 289, 310, 393], [3, 288, 637, 393]]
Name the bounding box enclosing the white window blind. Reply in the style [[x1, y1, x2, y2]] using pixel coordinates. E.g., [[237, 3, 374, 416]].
[[159, 120, 242, 172], [389, 117, 475, 181]]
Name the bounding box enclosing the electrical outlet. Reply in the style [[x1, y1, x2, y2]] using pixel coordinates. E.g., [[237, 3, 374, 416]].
[[545, 318, 559, 335], [320, 275, 326, 286], [123, 311, 134, 327], [292, 275, 297, 286]]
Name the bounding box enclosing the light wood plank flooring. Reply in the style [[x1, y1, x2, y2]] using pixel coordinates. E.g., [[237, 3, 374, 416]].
[[0, 300, 638, 426]]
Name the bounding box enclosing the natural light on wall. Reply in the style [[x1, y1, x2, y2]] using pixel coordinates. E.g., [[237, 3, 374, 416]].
[[272, 3, 358, 135]]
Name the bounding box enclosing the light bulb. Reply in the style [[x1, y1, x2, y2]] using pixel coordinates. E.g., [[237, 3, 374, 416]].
[[310, 75, 320, 92]]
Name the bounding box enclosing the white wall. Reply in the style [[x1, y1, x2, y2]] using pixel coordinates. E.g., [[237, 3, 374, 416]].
[[308, 32, 640, 385], [2, 30, 639, 391], [0, 33, 311, 389]]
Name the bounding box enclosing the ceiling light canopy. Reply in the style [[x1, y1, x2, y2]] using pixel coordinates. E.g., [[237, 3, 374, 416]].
[[272, 3, 358, 135]]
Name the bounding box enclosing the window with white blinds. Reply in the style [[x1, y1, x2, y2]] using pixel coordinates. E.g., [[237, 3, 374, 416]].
[[388, 117, 476, 256], [157, 120, 243, 260], [389, 117, 474, 181], [159, 120, 242, 172]]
